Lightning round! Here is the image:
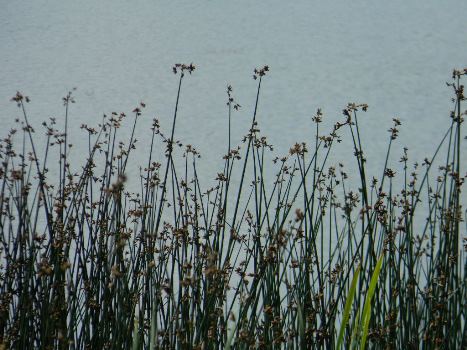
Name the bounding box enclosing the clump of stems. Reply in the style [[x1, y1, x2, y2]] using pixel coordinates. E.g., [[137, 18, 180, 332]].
[[0, 65, 466, 349]]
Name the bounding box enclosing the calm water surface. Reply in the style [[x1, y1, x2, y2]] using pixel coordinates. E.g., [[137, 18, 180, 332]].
[[1, 0, 466, 185]]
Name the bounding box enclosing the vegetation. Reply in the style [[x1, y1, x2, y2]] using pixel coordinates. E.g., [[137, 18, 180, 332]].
[[0, 64, 466, 349]]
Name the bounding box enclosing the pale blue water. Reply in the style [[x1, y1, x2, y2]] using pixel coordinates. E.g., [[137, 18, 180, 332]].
[[1, 0, 466, 182]]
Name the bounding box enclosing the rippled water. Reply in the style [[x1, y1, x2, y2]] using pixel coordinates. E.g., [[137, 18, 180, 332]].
[[1, 0, 466, 184]]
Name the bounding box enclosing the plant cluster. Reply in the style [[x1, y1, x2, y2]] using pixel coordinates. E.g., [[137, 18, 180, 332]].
[[0, 66, 466, 349]]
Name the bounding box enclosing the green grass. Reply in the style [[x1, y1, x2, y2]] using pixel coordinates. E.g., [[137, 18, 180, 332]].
[[337, 262, 360, 350], [0, 64, 466, 349]]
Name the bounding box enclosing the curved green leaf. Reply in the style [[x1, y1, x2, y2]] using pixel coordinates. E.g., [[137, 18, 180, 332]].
[[360, 254, 384, 350], [337, 263, 361, 350]]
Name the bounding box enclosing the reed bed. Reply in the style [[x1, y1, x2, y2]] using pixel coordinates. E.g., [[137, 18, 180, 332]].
[[0, 64, 466, 349]]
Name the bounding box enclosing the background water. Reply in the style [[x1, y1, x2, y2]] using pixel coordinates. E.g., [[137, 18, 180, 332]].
[[1, 0, 466, 185]]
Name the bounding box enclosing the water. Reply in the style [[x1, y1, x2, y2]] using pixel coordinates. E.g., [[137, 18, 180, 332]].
[[1, 0, 466, 185]]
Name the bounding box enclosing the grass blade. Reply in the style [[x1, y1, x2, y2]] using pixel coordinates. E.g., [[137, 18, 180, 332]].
[[337, 263, 361, 350], [360, 254, 384, 350]]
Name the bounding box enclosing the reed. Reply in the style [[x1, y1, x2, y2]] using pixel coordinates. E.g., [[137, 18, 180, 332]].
[[0, 64, 465, 349]]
